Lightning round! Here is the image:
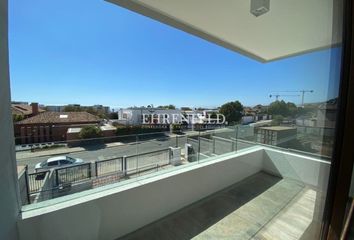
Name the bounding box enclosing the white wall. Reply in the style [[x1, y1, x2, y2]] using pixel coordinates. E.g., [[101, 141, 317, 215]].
[[119, 109, 182, 125], [0, 0, 20, 239], [262, 148, 331, 224], [262, 148, 331, 191], [18, 149, 264, 240]]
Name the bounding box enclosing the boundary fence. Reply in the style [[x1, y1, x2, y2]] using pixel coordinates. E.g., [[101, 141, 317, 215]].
[[24, 148, 172, 205]]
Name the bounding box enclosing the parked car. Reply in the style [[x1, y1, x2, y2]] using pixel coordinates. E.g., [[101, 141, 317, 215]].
[[35, 156, 83, 172]]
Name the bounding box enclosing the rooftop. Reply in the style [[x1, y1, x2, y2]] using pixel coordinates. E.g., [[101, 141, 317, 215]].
[[12, 104, 45, 116], [16, 112, 101, 125]]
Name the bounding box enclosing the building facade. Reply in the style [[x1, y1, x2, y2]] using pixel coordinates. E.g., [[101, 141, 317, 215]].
[[15, 112, 101, 144], [118, 108, 182, 125]]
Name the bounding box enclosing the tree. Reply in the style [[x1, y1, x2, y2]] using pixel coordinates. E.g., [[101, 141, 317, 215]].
[[167, 104, 176, 110], [79, 126, 102, 139], [12, 114, 24, 122], [286, 102, 298, 117], [219, 101, 244, 124], [157, 105, 176, 110], [63, 105, 82, 112], [268, 100, 298, 117], [85, 107, 96, 115], [63, 105, 108, 119]]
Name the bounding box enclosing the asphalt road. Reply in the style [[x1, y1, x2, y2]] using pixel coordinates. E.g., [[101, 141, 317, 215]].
[[16, 129, 234, 173], [17, 137, 186, 173]]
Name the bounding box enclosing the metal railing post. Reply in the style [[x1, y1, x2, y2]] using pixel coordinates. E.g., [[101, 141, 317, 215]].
[[95, 161, 98, 177], [55, 169, 59, 187], [123, 156, 127, 176], [88, 163, 92, 178], [235, 125, 239, 152], [169, 148, 172, 164], [136, 134, 139, 174], [24, 165, 31, 204], [197, 131, 201, 162], [212, 135, 216, 154]]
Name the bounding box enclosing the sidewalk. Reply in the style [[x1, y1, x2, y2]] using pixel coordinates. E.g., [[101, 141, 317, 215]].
[[16, 142, 126, 160], [16, 132, 196, 160]]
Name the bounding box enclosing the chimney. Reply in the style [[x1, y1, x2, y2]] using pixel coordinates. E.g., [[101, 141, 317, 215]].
[[31, 102, 39, 116]]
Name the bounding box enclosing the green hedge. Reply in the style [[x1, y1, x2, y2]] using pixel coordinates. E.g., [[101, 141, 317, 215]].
[[79, 126, 103, 139]]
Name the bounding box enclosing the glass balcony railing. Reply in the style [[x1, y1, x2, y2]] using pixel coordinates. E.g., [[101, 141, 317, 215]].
[[16, 124, 332, 210]]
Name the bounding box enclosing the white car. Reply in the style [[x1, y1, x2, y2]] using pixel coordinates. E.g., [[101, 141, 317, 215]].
[[35, 156, 84, 171]]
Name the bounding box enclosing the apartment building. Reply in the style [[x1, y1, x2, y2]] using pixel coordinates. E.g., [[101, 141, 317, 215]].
[[118, 108, 182, 125]]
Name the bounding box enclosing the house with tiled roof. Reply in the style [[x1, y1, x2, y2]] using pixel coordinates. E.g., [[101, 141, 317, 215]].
[[15, 112, 101, 144], [12, 103, 45, 118]]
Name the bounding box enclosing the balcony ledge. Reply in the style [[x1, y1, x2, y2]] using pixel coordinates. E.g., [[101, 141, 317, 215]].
[[18, 146, 330, 240]]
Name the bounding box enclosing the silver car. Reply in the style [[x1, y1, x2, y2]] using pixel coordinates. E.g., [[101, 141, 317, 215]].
[[35, 156, 83, 171]]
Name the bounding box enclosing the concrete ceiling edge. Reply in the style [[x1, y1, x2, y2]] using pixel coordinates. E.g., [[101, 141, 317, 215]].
[[105, 0, 339, 63]]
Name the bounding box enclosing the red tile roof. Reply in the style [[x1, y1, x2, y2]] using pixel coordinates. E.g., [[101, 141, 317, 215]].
[[12, 104, 45, 116], [16, 112, 101, 125]]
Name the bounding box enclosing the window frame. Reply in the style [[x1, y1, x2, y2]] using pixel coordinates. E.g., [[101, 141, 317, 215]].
[[321, 0, 354, 239]]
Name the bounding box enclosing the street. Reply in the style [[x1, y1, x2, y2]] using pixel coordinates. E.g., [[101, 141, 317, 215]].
[[17, 137, 185, 173], [15, 129, 233, 173]]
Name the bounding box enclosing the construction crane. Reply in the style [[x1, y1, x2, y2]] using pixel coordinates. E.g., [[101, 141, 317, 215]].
[[274, 90, 314, 107], [269, 94, 300, 101]]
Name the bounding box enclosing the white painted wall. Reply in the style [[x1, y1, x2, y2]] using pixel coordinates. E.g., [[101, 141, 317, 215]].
[[241, 116, 255, 124], [0, 0, 20, 239], [118, 109, 182, 125], [18, 149, 264, 240], [263, 148, 331, 192], [262, 148, 331, 224]]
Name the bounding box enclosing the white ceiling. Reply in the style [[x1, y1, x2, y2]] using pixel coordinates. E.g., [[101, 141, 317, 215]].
[[107, 0, 343, 62]]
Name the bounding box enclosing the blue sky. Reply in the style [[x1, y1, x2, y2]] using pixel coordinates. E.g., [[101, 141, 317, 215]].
[[9, 0, 342, 109]]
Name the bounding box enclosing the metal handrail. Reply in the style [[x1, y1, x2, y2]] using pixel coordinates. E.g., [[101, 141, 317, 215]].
[[125, 148, 171, 159]]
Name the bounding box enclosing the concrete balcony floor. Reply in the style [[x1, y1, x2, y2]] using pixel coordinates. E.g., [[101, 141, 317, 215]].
[[119, 172, 323, 240]]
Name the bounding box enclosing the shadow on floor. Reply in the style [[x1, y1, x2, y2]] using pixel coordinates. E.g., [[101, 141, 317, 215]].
[[118, 172, 281, 240]]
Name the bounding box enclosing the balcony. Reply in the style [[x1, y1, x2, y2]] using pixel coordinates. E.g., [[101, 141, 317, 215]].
[[120, 173, 323, 240], [17, 127, 330, 240]]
